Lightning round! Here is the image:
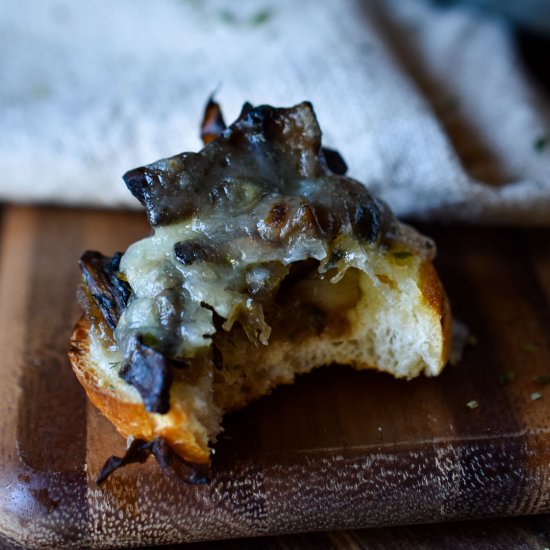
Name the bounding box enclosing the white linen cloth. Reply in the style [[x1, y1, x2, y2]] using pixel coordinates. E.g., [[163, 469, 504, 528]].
[[1, 0, 549, 224]]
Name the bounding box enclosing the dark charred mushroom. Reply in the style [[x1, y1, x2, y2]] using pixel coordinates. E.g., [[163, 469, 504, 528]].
[[258, 197, 324, 242], [174, 240, 219, 265], [321, 147, 348, 175], [96, 437, 209, 486], [122, 101, 324, 227], [119, 334, 174, 414], [122, 99, 393, 249], [200, 97, 227, 145], [79, 251, 131, 330]]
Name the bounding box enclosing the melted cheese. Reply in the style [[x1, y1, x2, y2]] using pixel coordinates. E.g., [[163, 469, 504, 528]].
[[115, 207, 421, 362], [116, 214, 326, 356]]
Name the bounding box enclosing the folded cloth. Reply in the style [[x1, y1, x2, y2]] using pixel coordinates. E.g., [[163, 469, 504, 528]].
[[1, 0, 549, 224]]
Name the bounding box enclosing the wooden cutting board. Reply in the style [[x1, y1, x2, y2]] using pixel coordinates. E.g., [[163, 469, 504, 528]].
[[1, 205, 550, 549]]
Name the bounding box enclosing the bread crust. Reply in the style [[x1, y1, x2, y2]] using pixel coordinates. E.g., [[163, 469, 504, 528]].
[[68, 258, 450, 464], [419, 261, 452, 370], [68, 319, 211, 464]]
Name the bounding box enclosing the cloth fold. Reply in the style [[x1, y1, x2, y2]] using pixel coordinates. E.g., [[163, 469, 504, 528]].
[[1, 0, 549, 224]]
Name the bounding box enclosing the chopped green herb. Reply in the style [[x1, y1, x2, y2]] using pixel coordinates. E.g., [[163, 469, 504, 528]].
[[499, 371, 516, 385], [393, 251, 414, 260], [31, 83, 51, 100], [141, 333, 159, 347], [534, 375, 550, 385], [108, 361, 121, 370], [534, 134, 549, 153], [249, 8, 272, 26], [218, 8, 272, 27], [466, 400, 479, 410], [225, 254, 238, 267], [531, 392, 542, 401], [218, 9, 237, 24], [523, 342, 540, 354]]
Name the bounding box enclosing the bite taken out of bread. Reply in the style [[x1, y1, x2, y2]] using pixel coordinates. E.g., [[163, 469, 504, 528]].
[[68, 99, 451, 472]]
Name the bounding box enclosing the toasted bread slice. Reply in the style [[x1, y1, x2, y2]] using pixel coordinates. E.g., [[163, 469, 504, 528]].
[[69, 256, 450, 465]]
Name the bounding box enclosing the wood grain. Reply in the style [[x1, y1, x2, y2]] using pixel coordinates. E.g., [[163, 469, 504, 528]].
[[1, 206, 550, 549], [144, 514, 550, 549]]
